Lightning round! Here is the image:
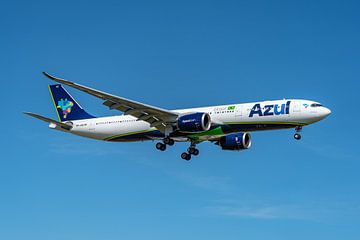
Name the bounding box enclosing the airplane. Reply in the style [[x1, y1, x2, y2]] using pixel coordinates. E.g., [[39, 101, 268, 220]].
[[25, 72, 332, 161]]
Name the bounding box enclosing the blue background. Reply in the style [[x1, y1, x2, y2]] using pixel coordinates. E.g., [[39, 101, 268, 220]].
[[1, 0, 359, 239]]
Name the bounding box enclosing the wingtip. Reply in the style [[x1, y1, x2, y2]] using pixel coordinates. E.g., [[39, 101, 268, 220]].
[[23, 112, 35, 117], [42, 71, 55, 79], [42, 72, 73, 85]]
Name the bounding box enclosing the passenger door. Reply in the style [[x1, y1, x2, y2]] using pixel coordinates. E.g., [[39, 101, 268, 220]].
[[235, 105, 243, 118], [292, 102, 301, 113]]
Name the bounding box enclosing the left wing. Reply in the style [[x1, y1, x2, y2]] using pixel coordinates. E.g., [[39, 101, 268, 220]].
[[42, 72, 178, 132]]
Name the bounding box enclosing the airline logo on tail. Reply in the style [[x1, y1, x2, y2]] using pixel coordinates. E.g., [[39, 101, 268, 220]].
[[57, 98, 74, 119]]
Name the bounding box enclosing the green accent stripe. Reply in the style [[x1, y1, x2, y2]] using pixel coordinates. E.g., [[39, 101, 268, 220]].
[[104, 128, 157, 141], [189, 126, 224, 138], [48, 85, 61, 122], [104, 122, 307, 141], [188, 126, 225, 141]]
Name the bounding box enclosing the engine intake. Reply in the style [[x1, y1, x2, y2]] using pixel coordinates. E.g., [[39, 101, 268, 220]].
[[218, 133, 252, 151], [177, 112, 211, 133]]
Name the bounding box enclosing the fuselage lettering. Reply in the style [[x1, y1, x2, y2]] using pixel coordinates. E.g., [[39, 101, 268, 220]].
[[263, 105, 274, 116], [249, 101, 291, 117]]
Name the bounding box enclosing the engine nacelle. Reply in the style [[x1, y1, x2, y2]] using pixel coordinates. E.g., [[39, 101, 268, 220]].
[[177, 112, 211, 133], [218, 133, 252, 151]]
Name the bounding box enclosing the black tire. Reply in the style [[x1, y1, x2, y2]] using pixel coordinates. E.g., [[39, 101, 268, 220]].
[[163, 138, 171, 145], [160, 144, 166, 151], [156, 142, 166, 151], [181, 152, 191, 161], [167, 139, 175, 146], [193, 149, 199, 156], [156, 142, 162, 150], [188, 147, 196, 155], [294, 133, 302, 140]]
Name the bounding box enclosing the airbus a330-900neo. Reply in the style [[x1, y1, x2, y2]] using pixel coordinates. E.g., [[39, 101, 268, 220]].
[[25, 72, 331, 160]]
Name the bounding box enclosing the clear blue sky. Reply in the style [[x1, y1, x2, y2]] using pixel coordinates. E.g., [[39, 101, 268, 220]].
[[1, 0, 360, 239]]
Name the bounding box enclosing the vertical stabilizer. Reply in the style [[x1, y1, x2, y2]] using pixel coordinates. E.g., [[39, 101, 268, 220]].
[[49, 84, 95, 121]]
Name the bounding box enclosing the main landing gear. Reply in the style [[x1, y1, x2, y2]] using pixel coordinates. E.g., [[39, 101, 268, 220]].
[[155, 137, 175, 151], [163, 137, 175, 146], [155, 138, 200, 161], [294, 126, 302, 140], [181, 142, 199, 161], [155, 142, 167, 151]]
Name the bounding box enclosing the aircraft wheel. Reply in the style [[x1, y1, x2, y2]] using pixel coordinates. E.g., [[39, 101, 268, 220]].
[[294, 133, 302, 140], [188, 147, 199, 156], [164, 138, 175, 146], [181, 152, 191, 161], [193, 149, 199, 156], [188, 147, 193, 154], [156, 142, 166, 151]]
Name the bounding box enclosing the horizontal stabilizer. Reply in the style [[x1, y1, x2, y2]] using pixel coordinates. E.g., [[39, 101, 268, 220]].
[[23, 112, 73, 130]]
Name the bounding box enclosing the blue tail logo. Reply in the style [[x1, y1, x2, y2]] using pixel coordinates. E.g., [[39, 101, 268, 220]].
[[49, 84, 95, 121], [57, 98, 74, 119]]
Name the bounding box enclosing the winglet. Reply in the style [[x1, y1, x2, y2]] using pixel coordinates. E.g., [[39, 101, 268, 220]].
[[42, 71, 55, 79], [42, 72, 74, 85]]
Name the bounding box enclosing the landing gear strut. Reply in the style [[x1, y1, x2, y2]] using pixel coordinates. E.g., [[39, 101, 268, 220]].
[[294, 126, 302, 140], [181, 142, 200, 161]]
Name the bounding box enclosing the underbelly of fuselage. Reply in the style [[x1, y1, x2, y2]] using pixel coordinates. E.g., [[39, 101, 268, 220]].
[[106, 122, 303, 142]]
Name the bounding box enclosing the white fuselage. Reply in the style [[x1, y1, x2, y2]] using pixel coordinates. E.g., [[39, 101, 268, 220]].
[[63, 99, 331, 142]]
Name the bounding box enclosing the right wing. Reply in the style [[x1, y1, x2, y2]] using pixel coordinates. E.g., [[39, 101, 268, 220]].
[[43, 72, 179, 132]]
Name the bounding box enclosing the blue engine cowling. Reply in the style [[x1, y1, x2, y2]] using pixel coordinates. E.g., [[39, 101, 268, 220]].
[[218, 133, 252, 151], [177, 112, 211, 133]]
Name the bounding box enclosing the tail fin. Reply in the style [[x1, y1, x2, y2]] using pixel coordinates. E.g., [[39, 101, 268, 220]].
[[49, 84, 96, 121]]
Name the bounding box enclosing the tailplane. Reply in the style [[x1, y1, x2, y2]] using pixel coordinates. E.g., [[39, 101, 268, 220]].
[[49, 84, 95, 121], [23, 112, 73, 130]]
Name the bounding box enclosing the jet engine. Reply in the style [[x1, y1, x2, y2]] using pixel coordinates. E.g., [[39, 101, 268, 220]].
[[177, 113, 211, 133], [217, 133, 252, 151]]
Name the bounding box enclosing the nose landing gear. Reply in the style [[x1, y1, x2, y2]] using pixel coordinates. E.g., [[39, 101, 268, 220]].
[[294, 126, 302, 140]]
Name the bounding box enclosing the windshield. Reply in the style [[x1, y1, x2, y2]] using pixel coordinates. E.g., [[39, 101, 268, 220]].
[[311, 103, 323, 107]]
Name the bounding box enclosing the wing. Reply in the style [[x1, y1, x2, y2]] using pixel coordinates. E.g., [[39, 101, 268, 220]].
[[42, 72, 178, 132]]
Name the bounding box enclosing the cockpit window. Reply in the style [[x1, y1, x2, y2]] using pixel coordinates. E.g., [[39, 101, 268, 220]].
[[311, 103, 323, 107]]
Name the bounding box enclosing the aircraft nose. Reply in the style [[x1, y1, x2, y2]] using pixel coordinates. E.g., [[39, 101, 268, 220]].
[[322, 107, 332, 118]]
